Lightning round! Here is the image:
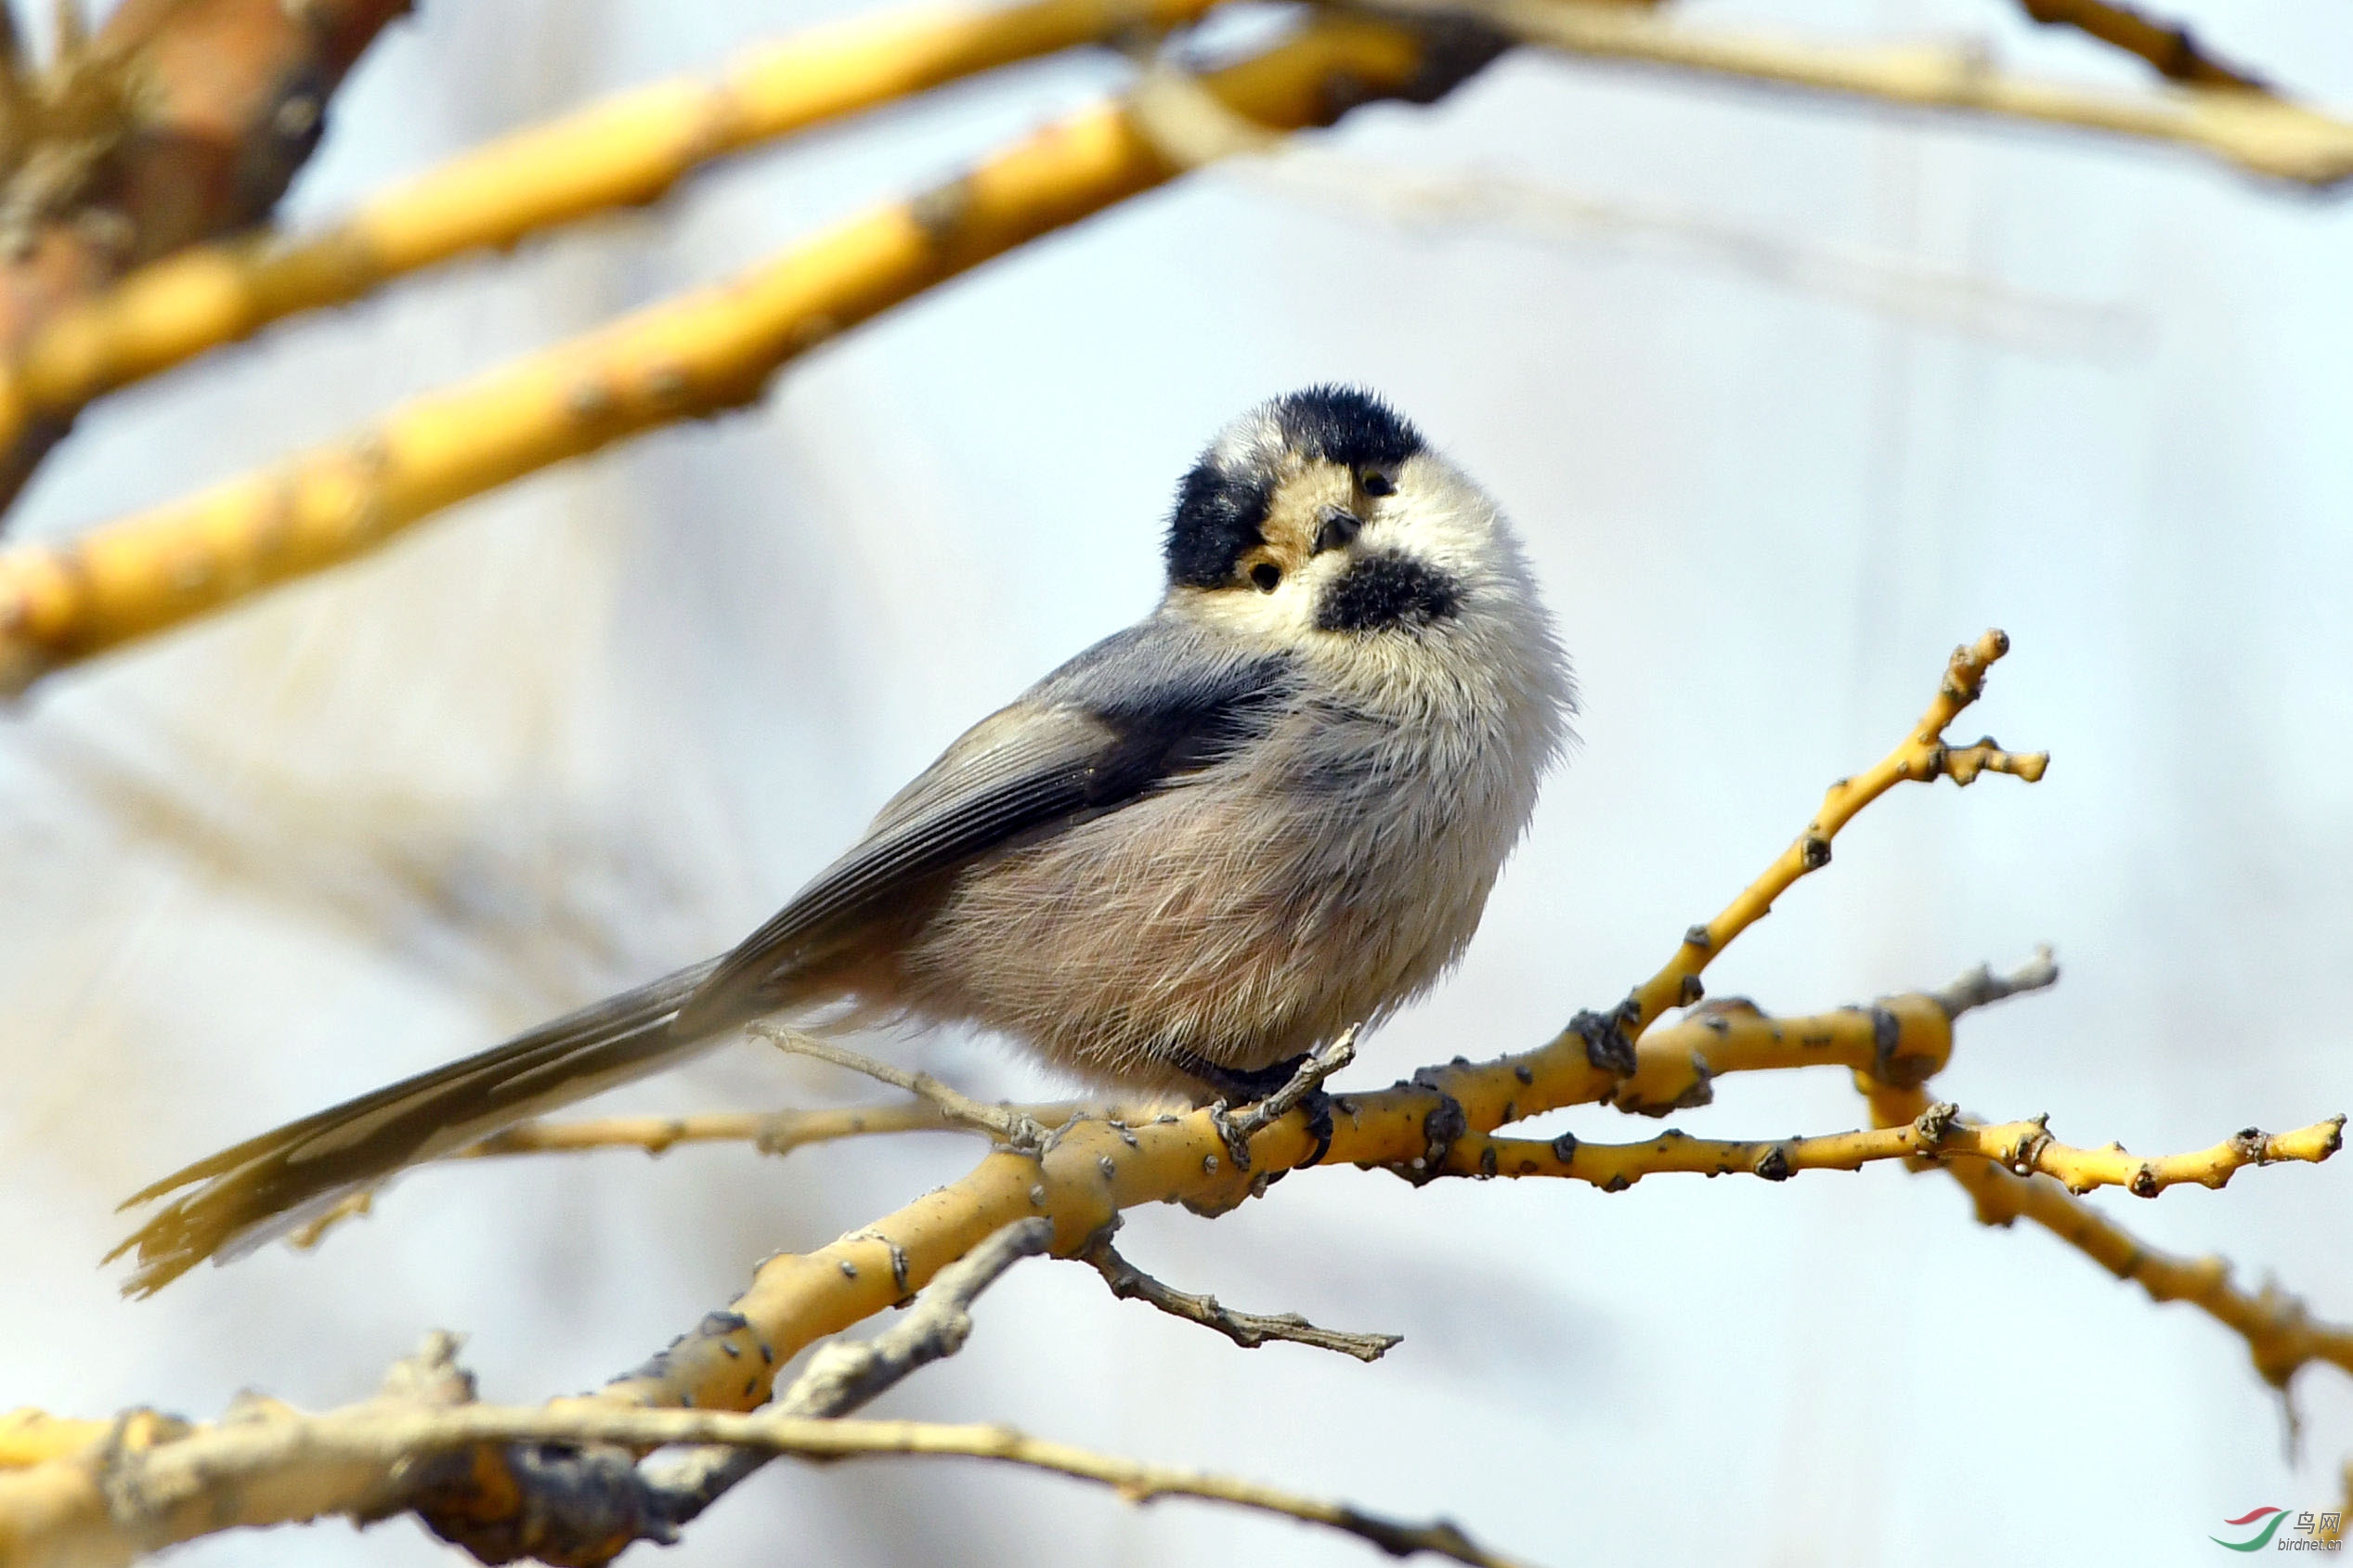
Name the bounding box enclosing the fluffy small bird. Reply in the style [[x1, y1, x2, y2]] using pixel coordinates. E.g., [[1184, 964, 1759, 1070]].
[[113, 386, 1574, 1294]]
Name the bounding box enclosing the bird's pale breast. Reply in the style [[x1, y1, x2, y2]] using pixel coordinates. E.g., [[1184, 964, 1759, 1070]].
[[893, 693, 1536, 1098]]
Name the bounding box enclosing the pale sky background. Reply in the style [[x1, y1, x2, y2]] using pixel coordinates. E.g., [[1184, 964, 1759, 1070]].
[[4, 1, 2351, 1565]]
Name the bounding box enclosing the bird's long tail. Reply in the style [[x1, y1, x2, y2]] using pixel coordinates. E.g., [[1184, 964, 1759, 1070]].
[[110, 956, 729, 1297]]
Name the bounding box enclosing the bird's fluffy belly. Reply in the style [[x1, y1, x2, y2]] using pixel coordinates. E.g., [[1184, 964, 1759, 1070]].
[[892, 765, 1498, 1097]]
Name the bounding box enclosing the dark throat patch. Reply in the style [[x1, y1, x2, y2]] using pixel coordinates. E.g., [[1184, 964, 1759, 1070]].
[[1315, 551, 1462, 634]]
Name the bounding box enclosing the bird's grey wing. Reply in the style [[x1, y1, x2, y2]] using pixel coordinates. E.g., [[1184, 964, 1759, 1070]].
[[672, 622, 1294, 1033]]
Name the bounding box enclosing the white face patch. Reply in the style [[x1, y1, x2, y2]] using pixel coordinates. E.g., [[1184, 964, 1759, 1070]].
[[1168, 447, 1514, 639], [1169, 550, 1354, 642], [1355, 452, 1507, 590]]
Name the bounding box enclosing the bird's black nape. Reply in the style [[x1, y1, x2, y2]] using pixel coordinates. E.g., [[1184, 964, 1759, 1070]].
[[1163, 386, 1424, 590]]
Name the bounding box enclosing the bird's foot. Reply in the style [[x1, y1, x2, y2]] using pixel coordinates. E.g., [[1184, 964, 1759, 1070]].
[[1170, 1040, 1351, 1171]]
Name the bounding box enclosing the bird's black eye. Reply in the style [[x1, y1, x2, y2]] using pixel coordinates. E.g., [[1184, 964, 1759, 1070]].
[[1250, 562, 1281, 592], [1313, 509, 1360, 556], [1360, 470, 1396, 498]]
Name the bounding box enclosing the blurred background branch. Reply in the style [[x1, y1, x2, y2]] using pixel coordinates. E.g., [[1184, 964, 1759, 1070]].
[[0, 0, 411, 513], [1, 0, 2351, 691], [0, 0, 1236, 486], [2008, 0, 2267, 93], [0, 7, 1494, 693]]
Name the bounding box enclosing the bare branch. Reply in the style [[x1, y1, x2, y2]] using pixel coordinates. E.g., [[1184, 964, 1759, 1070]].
[[2013, 0, 2267, 93], [1471, 1105, 2343, 1196], [749, 1024, 1050, 1152], [638, 1218, 1057, 1536], [1082, 1223, 1401, 1361], [1, 1352, 1538, 1568], [1352, 0, 2353, 188], [1860, 1081, 2353, 1392], [269, 1100, 1104, 1256], [1547, 629, 2040, 1081], [466, 1100, 1095, 1158], [1933, 946, 2060, 1017], [0, 0, 1242, 478]]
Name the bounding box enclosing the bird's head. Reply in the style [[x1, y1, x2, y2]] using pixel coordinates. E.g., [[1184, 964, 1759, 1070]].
[[1161, 386, 1527, 645]]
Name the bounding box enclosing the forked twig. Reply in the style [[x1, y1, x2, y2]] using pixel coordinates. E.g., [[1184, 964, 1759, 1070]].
[[1080, 1217, 1400, 1362]]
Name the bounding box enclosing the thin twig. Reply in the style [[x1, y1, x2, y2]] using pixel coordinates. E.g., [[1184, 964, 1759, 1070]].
[[465, 1100, 1098, 1158], [1933, 945, 2060, 1017], [1234, 149, 2150, 358], [1081, 1221, 1400, 1361], [748, 1024, 1049, 1151]]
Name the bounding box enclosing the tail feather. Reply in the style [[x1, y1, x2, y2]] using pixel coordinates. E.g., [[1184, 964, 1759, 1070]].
[[110, 956, 727, 1296]]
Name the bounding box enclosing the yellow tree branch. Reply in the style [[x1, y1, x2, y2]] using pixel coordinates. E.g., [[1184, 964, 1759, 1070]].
[[329, 964, 2343, 1213], [277, 985, 1971, 1259], [458, 1099, 1080, 1158], [0, 0, 1241, 468], [1359, 0, 2353, 186], [19, 634, 2336, 1566], [0, 12, 1499, 693], [0, 1343, 1535, 1568], [1475, 1102, 2342, 1194], [1541, 629, 2044, 1079], [294, 985, 1956, 1226], [1860, 1081, 2353, 1392], [274, 988, 1976, 1259]]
